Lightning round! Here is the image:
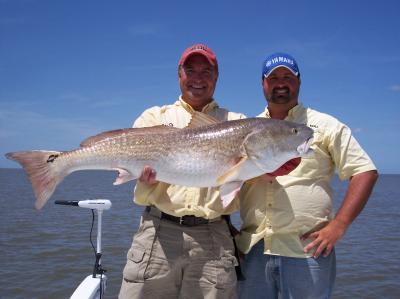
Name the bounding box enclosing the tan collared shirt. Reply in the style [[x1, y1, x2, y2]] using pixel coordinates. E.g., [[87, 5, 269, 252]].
[[236, 103, 377, 257], [133, 96, 246, 219]]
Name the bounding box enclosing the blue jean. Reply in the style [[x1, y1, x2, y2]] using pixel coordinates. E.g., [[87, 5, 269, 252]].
[[238, 242, 336, 299]]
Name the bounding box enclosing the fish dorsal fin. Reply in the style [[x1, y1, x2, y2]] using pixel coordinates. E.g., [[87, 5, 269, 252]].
[[80, 128, 129, 147], [80, 125, 178, 147], [187, 111, 220, 129]]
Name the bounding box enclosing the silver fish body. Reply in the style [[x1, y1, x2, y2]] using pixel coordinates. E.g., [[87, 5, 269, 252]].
[[6, 113, 313, 209]]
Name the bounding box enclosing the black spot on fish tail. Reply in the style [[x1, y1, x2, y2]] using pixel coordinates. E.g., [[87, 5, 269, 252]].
[[46, 154, 59, 163]]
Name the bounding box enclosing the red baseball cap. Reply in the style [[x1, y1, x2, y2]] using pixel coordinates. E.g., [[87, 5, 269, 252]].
[[178, 44, 218, 70]]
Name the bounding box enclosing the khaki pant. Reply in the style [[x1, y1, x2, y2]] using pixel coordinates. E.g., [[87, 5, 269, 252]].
[[119, 209, 238, 299]]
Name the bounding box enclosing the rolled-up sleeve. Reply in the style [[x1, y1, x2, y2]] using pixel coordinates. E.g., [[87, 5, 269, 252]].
[[328, 123, 376, 180]]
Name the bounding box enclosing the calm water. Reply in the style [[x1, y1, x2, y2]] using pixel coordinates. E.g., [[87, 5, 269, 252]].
[[0, 169, 399, 299]]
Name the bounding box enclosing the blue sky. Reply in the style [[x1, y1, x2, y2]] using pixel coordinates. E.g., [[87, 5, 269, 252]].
[[1, 0, 399, 173]]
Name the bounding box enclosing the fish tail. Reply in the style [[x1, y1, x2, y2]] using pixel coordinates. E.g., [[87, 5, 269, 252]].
[[6, 150, 67, 209]]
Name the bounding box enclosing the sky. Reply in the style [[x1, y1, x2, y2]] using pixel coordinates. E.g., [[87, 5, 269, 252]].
[[1, 0, 399, 173]]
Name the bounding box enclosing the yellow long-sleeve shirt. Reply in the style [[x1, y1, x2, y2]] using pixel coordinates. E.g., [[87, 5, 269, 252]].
[[236, 103, 377, 258], [133, 96, 246, 219]]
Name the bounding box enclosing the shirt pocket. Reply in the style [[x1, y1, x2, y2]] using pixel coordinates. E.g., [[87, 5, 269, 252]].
[[290, 130, 333, 178], [122, 245, 149, 283]]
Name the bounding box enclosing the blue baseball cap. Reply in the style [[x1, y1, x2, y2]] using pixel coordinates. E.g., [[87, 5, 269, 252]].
[[262, 52, 300, 79]]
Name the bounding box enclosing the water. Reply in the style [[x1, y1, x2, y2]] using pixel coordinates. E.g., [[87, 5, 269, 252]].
[[0, 169, 399, 299]]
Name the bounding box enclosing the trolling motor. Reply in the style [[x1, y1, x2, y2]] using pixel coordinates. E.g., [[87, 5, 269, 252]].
[[55, 199, 112, 299]]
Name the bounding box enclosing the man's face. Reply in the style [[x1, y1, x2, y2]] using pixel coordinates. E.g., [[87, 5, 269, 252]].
[[179, 54, 218, 110], [262, 67, 300, 105]]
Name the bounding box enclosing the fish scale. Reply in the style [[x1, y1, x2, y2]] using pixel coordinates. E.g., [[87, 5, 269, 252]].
[[6, 113, 313, 209]]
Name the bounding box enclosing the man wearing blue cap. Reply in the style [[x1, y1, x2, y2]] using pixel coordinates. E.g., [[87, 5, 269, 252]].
[[236, 53, 378, 298]]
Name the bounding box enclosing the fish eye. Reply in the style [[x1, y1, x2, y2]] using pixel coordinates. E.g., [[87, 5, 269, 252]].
[[292, 128, 298, 134]]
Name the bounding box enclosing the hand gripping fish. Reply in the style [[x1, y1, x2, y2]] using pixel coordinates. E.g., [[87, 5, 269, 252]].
[[6, 112, 313, 209]]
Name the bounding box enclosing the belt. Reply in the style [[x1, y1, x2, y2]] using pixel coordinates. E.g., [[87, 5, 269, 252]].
[[145, 206, 222, 226]]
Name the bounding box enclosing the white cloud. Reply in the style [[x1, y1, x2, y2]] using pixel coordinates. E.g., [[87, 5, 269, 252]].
[[0, 100, 123, 167], [58, 93, 126, 109], [389, 85, 400, 92], [0, 102, 109, 150], [59, 93, 92, 103]]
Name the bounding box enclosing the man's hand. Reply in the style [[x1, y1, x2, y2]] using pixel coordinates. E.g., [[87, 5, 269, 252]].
[[139, 165, 158, 185], [261, 157, 301, 181], [301, 219, 347, 258]]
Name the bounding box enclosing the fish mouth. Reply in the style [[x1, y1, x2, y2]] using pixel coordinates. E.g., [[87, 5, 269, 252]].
[[297, 137, 313, 155]]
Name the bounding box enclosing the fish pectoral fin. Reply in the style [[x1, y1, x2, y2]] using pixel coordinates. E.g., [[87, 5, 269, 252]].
[[217, 156, 247, 185], [220, 181, 244, 208], [113, 168, 136, 185]]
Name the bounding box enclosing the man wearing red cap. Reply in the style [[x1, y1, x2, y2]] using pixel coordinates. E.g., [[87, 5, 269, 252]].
[[118, 44, 246, 298]]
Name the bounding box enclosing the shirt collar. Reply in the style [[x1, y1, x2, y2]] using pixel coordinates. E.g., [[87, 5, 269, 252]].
[[262, 102, 305, 120], [177, 96, 219, 114]]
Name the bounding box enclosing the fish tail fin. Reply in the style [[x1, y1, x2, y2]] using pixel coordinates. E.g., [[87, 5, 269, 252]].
[[6, 150, 66, 209]]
